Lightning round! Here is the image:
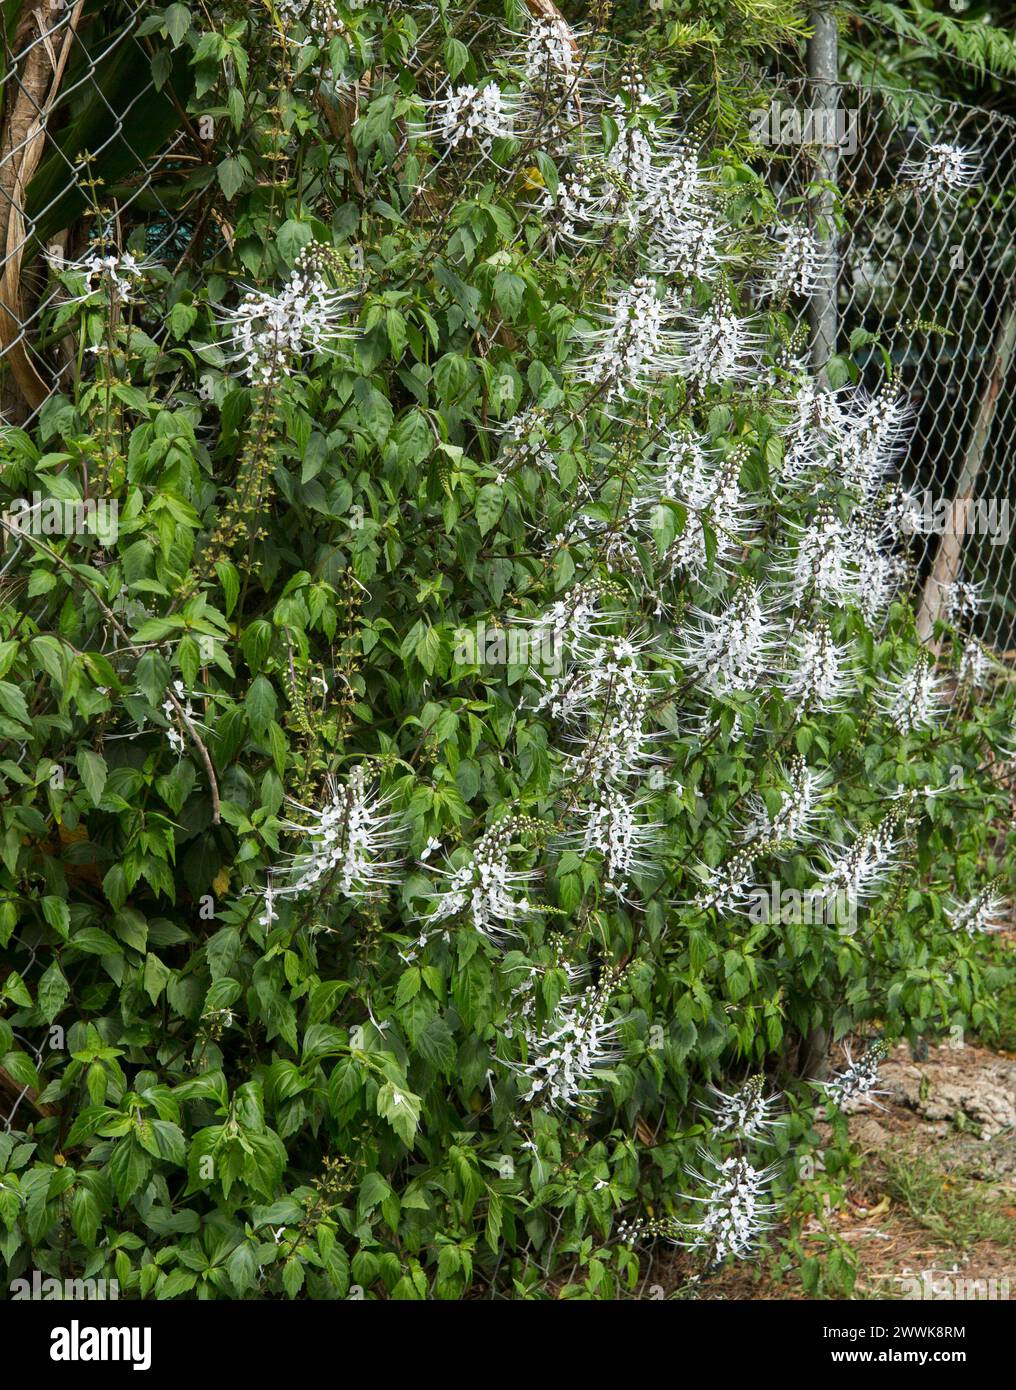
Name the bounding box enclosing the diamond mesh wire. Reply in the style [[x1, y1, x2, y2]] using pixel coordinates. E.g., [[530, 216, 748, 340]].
[[0, 0, 190, 430], [741, 77, 1016, 654], [0, 0, 193, 1133], [843, 85, 1016, 654], [380, 41, 1016, 649], [4, 23, 1014, 645]]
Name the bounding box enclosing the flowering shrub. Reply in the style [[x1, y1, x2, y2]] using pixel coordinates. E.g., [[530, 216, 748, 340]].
[[0, 1, 1012, 1300]]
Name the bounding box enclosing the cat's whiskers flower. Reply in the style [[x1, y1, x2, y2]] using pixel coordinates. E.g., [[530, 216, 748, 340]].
[[272, 767, 406, 901], [946, 881, 1009, 935]]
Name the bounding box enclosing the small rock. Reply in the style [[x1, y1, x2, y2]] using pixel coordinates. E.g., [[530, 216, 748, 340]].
[[853, 1117, 890, 1148]]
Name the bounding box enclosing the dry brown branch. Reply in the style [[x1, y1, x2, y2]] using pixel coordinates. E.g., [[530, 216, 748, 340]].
[[0, 1062, 57, 1120], [0, 1, 86, 414]]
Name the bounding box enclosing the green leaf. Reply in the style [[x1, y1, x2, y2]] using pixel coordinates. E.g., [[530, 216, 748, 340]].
[[245, 675, 277, 737], [282, 1256, 305, 1298], [357, 1171, 392, 1215], [1, 1050, 38, 1091], [227, 1241, 258, 1294], [0, 682, 29, 725], [143, 953, 172, 1005], [217, 156, 245, 200], [163, 3, 191, 46], [415, 1016, 456, 1074], [41, 896, 71, 937], [70, 1186, 103, 1248], [109, 1137, 151, 1204], [415, 625, 443, 676], [475, 484, 503, 537], [75, 748, 108, 806], [276, 218, 312, 266], [376, 1082, 421, 1147], [215, 561, 240, 617], [444, 35, 470, 79], [36, 962, 70, 1023]]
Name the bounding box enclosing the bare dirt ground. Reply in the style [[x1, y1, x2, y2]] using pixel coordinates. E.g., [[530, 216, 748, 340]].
[[638, 1038, 1015, 1300], [813, 1039, 1014, 1300]]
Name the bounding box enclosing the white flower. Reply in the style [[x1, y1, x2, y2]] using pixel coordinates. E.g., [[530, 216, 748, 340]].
[[821, 1040, 891, 1109], [550, 508, 641, 575], [500, 948, 586, 1043], [643, 144, 721, 281], [258, 875, 277, 930], [784, 506, 857, 609], [272, 766, 406, 901], [679, 283, 763, 385], [940, 578, 983, 625], [879, 652, 946, 734], [835, 382, 912, 498], [775, 376, 910, 500], [569, 675, 655, 787], [538, 634, 658, 787], [496, 407, 556, 476], [517, 14, 582, 88], [741, 756, 826, 848], [683, 1153, 780, 1262], [957, 636, 990, 687], [626, 1152, 779, 1263], [536, 633, 640, 721], [427, 83, 516, 149], [162, 679, 198, 757], [574, 275, 682, 396], [216, 259, 355, 384], [680, 581, 780, 697], [51, 248, 147, 304], [514, 966, 624, 1111], [201, 1006, 235, 1030], [605, 114, 662, 199], [880, 483, 923, 544], [539, 165, 612, 248], [782, 620, 853, 711], [811, 819, 899, 906], [522, 583, 610, 654], [700, 1075, 782, 1142], [777, 373, 849, 481], [423, 816, 540, 939], [695, 846, 761, 918], [947, 882, 1009, 935], [765, 222, 829, 298], [645, 440, 750, 580], [568, 789, 659, 898], [272, 0, 343, 35], [616, 66, 654, 107], [853, 519, 904, 625], [633, 430, 708, 509], [900, 141, 979, 195]]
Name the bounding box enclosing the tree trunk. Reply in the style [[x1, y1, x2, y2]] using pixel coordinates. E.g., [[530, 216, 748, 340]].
[[799, 1025, 830, 1081], [916, 289, 1016, 645]]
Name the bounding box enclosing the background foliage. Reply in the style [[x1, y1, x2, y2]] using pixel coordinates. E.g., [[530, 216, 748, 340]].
[[0, 0, 1013, 1300]]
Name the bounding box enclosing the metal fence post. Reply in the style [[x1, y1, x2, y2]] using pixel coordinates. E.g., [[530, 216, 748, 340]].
[[799, 7, 840, 1083], [808, 5, 840, 384]]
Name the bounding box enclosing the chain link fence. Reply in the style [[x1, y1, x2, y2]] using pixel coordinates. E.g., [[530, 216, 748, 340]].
[[741, 75, 1016, 654], [0, 0, 193, 1130], [0, 0, 189, 427], [4, 28, 1013, 645]]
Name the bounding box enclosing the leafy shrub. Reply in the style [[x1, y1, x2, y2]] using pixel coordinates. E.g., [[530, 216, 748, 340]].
[[0, 1, 1012, 1300]]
